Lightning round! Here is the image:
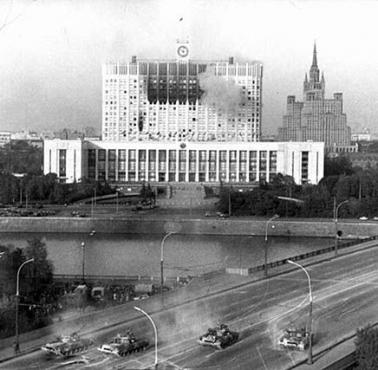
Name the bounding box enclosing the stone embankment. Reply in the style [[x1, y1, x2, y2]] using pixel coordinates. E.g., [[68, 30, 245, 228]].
[[0, 216, 378, 237]]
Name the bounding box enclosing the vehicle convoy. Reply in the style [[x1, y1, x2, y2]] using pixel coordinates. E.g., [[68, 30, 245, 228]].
[[41, 333, 93, 357], [97, 330, 149, 356], [278, 327, 310, 351], [198, 324, 239, 349]]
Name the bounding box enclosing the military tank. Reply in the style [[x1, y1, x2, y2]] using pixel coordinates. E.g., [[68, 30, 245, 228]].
[[97, 330, 149, 356], [198, 324, 239, 349], [278, 327, 310, 351], [41, 332, 93, 357]]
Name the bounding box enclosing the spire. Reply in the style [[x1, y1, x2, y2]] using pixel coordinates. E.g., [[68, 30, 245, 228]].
[[312, 42, 318, 68], [309, 42, 320, 82]]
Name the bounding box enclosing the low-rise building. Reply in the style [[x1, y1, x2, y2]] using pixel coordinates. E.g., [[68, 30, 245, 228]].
[[44, 139, 324, 185]]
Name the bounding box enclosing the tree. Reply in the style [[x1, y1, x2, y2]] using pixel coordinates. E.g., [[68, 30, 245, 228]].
[[355, 324, 378, 369], [24, 238, 54, 302], [324, 156, 354, 176]]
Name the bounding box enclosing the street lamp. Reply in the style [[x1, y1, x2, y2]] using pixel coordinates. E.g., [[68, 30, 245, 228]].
[[160, 232, 176, 297], [81, 230, 95, 283], [134, 306, 158, 369], [81, 242, 85, 283], [334, 199, 349, 257], [15, 258, 34, 353], [287, 259, 313, 365], [264, 214, 279, 277]]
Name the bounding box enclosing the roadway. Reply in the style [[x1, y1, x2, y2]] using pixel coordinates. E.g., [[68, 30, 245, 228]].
[[3, 245, 378, 369]]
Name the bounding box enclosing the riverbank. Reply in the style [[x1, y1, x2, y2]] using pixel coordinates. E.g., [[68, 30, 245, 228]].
[[0, 215, 378, 238]]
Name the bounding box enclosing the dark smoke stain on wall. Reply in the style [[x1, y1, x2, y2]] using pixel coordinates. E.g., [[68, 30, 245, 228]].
[[146, 62, 207, 104]]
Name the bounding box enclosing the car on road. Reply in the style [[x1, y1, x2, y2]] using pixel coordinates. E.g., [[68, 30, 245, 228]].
[[359, 216, 369, 221], [373, 216, 378, 221], [216, 212, 229, 218]]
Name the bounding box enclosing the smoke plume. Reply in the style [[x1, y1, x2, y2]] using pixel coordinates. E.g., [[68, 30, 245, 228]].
[[198, 71, 246, 115]]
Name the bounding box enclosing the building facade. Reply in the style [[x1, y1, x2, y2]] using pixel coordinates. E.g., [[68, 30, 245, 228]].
[[102, 49, 263, 143], [44, 42, 325, 185], [44, 139, 324, 185], [278, 44, 352, 150], [0, 131, 11, 147]]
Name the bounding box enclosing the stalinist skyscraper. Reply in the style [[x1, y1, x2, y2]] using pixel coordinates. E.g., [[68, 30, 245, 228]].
[[278, 44, 351, 150]]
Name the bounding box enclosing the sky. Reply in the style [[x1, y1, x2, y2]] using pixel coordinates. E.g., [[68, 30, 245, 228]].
[[1, 0, 378, 135]]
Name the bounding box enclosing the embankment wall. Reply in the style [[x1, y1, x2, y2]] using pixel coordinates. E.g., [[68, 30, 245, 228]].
[[0, 217, 377, 237]]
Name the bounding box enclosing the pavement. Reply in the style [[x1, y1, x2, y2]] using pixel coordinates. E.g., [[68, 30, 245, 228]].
[[294, 338, 356, 370], [1, 237, 377, 368]]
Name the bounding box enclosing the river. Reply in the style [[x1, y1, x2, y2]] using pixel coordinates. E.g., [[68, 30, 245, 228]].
[[0, 233, 334, 278]]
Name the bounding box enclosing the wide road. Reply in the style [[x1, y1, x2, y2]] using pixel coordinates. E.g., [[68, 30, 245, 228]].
[[4, 245, 378, 370]]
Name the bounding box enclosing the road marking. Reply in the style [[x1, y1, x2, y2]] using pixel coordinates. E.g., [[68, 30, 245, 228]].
[[256, 345, 268, 370]]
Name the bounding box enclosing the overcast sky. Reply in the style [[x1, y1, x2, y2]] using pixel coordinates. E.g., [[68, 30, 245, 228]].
[[1, 0, 377, 135]]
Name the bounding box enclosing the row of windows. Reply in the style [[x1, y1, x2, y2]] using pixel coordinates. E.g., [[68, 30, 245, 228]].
[[87, 150, 277, 172]]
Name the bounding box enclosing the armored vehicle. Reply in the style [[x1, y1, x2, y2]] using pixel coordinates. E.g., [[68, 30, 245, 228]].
[[41, 333, 93, 357], [198, 324, 239, 349], [278, 327, 310, 351], [98, 330, 149, 356]]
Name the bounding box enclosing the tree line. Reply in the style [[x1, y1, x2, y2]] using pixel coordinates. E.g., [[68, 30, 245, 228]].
[[218, 156, 378, 219], [0, 239, 55, 339], [0, 173, 114, 205]]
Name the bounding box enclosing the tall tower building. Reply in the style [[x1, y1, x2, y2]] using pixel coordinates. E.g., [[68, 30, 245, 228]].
[[278, 44, 351, 149], [102, 41, 263, 143]]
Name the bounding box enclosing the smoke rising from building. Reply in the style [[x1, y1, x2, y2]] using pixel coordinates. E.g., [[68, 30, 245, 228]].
[[198, 70, 246, 115]]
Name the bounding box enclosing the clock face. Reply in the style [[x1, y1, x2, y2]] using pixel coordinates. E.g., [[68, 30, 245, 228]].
[[177, 45, 189, 58]]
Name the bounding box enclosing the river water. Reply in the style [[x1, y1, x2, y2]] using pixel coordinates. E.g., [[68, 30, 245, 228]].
[[0, 233, 334, 278]]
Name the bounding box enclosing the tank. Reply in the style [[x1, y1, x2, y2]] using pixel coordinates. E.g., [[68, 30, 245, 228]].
[[97, 330, 149, 356], [198, 324, 239, 349], [41, 333, 93, 357], [278, 327, 310, 351]]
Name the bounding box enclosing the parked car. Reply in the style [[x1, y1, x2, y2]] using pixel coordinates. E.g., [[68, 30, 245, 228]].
[[216, 212, 229, 218]]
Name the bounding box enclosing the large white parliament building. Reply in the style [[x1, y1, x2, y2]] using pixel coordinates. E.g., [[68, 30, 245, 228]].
[[44, 41, 324, 185]]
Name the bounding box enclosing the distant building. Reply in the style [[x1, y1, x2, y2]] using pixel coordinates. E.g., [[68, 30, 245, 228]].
[[278, 44, 353, 153], [351, 128, 372, 142], [0, 131, 11, 147]]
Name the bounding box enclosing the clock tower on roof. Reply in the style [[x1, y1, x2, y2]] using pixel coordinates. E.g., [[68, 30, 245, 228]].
[[176, 38, 190, 61]]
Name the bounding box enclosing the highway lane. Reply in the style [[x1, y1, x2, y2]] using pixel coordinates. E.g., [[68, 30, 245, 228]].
[[4, 246, 378, 369]]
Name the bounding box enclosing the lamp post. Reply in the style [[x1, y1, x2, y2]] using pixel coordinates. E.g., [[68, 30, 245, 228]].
[[287, 259, 313, 365], [15, 258, 34, 353], [81, 230, 95, 283], [334, 199, 349, 257], [81, 242, 85, 283], [160, 232, 175, 297], [134, 306, 158, 369], [264, 214, 279, 277]]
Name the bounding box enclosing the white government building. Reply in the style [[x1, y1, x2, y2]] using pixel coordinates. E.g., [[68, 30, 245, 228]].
[[44, 41, 324, 185]]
